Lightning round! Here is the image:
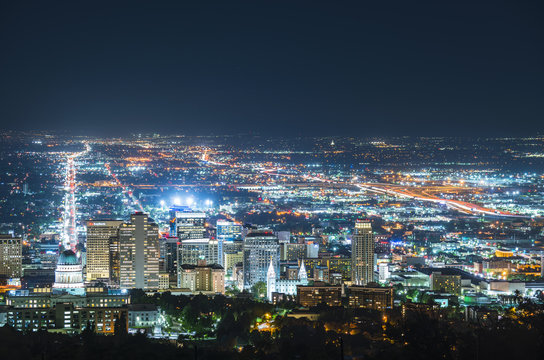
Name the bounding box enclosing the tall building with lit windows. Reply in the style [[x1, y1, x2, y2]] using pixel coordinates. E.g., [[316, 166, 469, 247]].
[[169, 207, 206, 239], [119, 213, 160, 289], [351, 220, 374, 285], [243, 230, 280, 289], [0, 234, 22, 278], [85, 220, 123, 282]]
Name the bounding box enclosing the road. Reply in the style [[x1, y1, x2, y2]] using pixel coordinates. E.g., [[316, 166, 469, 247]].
[[61, 143, 90, 250], [199, 149, 526, 219]]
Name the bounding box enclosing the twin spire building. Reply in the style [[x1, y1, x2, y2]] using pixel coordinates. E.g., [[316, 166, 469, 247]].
[[266, 258, 308, 301]]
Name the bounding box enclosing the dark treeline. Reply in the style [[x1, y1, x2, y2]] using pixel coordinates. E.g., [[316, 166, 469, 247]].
[[2, 294, 544, 360]]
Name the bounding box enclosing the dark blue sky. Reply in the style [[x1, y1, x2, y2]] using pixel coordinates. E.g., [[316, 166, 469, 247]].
[[0, 0, 542, 136]]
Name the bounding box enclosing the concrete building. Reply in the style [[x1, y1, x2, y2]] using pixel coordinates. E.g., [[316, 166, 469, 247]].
[[85, 220, 123, 282], [6, 302, 128, 334], [178, 260, 225, 294], [119, 213, 160, 290], [430, 272, 462, 295], [243, 230, 280, 289], [351, 220, 374, 285], [177, 238, 219, 267], [170, 208, 207, 239], [0, 234, 22, 278], [6, 287, 129, 309], [348, 285, 394, 310], [128, 304, 159, 328], [216, 219, 242, 241], [297, 283, 342, 307]]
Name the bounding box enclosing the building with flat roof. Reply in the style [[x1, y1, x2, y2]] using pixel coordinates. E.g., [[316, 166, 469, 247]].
[[178, 260, 225, 294], [352, 220, 374, 286], [119, 213, 160, 290], [6, 302, 128, 334], [243, 230, 280, 289], [0, 235, 22, 279], [297, 283, 342, 307], [348, 285, 394, 311], [85, 220, 123, 282]]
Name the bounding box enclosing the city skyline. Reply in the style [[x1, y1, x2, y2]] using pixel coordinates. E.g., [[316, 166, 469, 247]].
[[1, 1, 544, 358]]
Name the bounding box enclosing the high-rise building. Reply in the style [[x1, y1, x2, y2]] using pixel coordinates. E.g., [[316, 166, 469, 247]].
[[177, 238, 219, 270], [243, 230, 280, 289], [0, 234, 22, 278], [216, 219, 242, 241], [170, 207, 207, 239], [351, 220, 374, 286], [159, 236, 179, 274], [119, 213, 160, 290], [85, 220, 123, 282], [109, 235, 121, 285]]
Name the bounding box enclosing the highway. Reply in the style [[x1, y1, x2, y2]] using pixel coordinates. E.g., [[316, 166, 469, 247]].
[[198, 149, 526, 219]]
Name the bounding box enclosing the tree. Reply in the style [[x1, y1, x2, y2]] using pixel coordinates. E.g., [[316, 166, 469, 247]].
[[251, 281, 267, 299]]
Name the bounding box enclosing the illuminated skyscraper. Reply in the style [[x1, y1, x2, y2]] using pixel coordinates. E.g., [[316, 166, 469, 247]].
[[119, 213, 160, 290], [177, 238, 219, 266], [0, 234, 22, 278], [85, 220, 123, 282], [243, 230, 280, 289], [169, 207, 206, 239], [351, 220, 374, 285], [216, 220, 242, 241]]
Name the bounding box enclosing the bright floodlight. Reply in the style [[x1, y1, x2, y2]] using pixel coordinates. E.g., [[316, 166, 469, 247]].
[[160, 200, 166, 206], [186, 197, 194, 206], [173, 197, 182, 206]]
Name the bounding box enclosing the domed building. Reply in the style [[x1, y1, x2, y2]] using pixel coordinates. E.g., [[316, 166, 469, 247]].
[[52, 249, 84, 295]]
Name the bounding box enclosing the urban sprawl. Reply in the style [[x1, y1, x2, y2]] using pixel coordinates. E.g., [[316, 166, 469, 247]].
[[1, 132, 544, 359]]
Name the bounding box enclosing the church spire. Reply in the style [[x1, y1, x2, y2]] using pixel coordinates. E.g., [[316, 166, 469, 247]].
[[298, 259, 308, 282], [267, 257, 276, 302]]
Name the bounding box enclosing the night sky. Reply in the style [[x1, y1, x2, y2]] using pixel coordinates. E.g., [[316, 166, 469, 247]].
[[0, 0, 542, 136]]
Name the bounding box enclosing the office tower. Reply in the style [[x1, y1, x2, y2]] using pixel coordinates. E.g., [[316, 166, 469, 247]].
[[85, 220, 123, 282], [243, 230, 280, 289], [159, 236, 179, 274], [351, 220, 374, 286], [281, 243, 306, 261], [109, 235, 121, 285], [0, 234, 22, 278], [119, 213, 160, 290], [177, 238, 219, 268], [216, 220, 242, 241], [169, 207, 206, 239], [275, 231, 291, 244]]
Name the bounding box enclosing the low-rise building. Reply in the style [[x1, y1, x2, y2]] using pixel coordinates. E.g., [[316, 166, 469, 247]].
[[430, 272, 461, 295], [297, 282, 342, 307], [178, 260, 225, 294], [348, 285, 393, 311], [6, 302, 128, 334], [128, 304, 159, 328], [6, 287, 130, 309]]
